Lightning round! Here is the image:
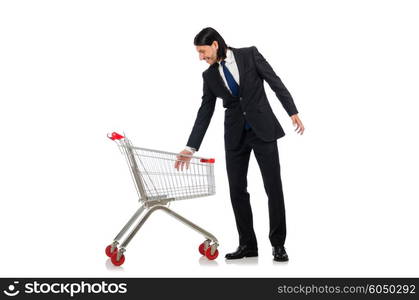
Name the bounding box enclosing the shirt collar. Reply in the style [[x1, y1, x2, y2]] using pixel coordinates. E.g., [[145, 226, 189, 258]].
[[219, 48, 234, 65]]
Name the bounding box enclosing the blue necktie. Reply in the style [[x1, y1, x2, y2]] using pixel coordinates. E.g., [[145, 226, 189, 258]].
[[221, 61, 239, 97], [221, 61, 251, 130]]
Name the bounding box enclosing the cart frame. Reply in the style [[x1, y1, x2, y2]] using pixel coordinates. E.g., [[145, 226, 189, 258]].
[[105, 132, 219, 265]]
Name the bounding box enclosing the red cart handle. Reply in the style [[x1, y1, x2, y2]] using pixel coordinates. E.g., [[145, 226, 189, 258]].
[[200, 158, 215, 163], [107, 132, 125, 140]]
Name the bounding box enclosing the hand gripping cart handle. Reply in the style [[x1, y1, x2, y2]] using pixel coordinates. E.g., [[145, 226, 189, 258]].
[[105, 132, 219, 266]]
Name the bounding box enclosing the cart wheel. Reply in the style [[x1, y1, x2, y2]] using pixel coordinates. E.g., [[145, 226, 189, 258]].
[[205, 247, 219, 260], [110, 252, 125, 266], [198, 243, 206, 256], [105, 245, 117, 258]]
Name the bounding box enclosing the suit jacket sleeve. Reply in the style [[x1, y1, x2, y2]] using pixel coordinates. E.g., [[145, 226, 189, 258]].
[[252, 46, 299, 116], [186, 73, 216, 151]]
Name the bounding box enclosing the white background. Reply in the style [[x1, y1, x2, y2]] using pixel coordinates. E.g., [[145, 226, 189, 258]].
[[1, 0, 418, 277]]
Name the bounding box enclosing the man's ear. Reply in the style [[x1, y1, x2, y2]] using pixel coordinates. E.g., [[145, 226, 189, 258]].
[[212, 40, 219, 50]]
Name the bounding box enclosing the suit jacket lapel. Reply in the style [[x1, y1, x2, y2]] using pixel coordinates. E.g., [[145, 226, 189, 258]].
[[210, 62, 232, 96]]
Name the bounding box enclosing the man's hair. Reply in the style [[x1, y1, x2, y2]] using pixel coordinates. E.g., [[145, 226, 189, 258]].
[[194, 27, 228, 60]]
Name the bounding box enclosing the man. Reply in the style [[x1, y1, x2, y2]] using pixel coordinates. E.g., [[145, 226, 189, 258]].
[[175, 27, 304, 262]]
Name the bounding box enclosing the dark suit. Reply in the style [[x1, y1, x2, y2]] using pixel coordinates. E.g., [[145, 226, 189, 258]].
[[187, 46, 298, 247]]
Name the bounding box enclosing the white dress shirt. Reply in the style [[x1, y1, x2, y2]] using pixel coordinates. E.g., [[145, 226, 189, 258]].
[[218, 48, 240, 93], [185, 49, 240, 153]]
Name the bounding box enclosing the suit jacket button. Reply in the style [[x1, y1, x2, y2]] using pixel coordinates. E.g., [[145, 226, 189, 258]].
[[240, 97, 243, 100], [243, 112, 246, 115]]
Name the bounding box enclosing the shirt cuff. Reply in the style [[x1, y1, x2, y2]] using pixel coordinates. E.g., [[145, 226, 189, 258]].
[[185, 146, 196, 153]]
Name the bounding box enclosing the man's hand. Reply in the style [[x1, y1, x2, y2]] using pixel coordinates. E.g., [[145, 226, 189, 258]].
[[291, 114, 305, 135], [174, 149, 193, 171]]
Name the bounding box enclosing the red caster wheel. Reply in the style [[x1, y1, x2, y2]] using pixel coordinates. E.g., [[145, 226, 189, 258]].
[[205, 247, 219, 260], [105, 245, 118, 258], [110, 252, 125, 266], [199, 243, 206, 256]]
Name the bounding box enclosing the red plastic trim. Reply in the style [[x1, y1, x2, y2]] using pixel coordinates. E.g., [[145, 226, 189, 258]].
[[200, 158, 215, 163], [108, 132, 125, 140]]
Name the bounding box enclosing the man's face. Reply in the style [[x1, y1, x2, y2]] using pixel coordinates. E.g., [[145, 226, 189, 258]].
[[196, 41, 219, 65]]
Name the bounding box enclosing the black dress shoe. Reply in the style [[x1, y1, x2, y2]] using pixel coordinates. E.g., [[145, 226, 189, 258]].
[[273, 246, 289, 262], [225, 245, 258, 260]]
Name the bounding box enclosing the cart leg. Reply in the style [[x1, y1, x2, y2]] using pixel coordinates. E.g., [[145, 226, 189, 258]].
[[113, 204, 146, 242], [106, 205, 146, 265], [159, 206, 219, 259], [118, 205, 219, 250], [118, 206, 160, 249], [159, 206, 219, 244]]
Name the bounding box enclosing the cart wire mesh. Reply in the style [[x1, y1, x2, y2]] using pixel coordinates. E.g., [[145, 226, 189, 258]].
[[116, 137, 215, 202]]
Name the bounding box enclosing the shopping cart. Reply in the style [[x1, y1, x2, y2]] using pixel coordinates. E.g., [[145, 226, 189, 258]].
[[105, 132, 219, 266]]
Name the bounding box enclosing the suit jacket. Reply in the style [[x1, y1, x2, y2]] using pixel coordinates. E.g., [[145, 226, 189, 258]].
[[187, 46, 298, 151]]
